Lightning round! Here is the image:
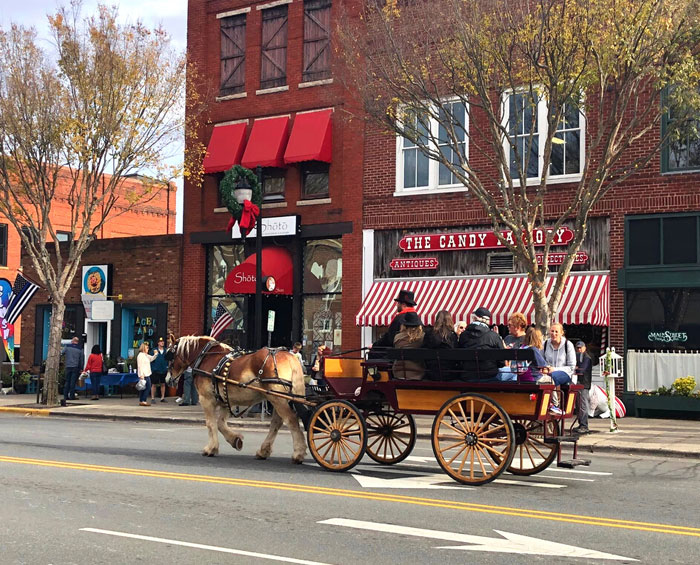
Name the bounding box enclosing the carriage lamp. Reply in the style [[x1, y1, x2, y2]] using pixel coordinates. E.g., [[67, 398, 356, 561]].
[[234, 177, 253, 204]]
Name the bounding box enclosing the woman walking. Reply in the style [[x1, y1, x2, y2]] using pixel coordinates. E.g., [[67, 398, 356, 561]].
[[84, 344, 105, 400], [137, 342, 158, 406]]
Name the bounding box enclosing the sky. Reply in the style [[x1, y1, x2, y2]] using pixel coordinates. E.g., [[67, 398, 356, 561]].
[[0, 1, 188, 232]]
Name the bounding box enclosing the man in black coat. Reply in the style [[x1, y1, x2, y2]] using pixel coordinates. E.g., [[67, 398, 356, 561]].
[[370, 290, 421, 354], [574, 341, 593, 434], [458, 307, 505, 380]]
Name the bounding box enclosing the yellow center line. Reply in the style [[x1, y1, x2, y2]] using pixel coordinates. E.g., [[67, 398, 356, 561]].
[[2, 455, 699, 538]]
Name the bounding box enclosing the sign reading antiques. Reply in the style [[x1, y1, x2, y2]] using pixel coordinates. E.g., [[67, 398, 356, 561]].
[[536, 252, 588, 266], [398, 227, 574, 253], [390, 257, 439, 271]]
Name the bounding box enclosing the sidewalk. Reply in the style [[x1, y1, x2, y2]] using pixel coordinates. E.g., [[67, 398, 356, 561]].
[[1, 393, 699, 459]]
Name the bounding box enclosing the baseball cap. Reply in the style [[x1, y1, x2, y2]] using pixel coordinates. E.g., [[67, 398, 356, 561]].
[[575, 340, 585, 347]]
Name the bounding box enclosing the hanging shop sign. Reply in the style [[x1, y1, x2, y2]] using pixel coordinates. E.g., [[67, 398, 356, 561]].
[[231, 215, 298, 239], [389, 257, 439, 271], [536, 252, 588, 266], [648, 331, 688, 343], [398, 227, 574, 253]]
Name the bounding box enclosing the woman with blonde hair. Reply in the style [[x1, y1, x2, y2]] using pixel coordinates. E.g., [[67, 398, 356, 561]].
[[392, 311, 425, 380], [136, 342, 159, 406]]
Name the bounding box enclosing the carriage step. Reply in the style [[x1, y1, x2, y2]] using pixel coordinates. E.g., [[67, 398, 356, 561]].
[[543, 436, 579, 444], [558, 458, 591, 468]]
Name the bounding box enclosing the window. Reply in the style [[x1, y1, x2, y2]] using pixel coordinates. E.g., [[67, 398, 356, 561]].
[[396, 101, 468, 194], [627, 214, 700, 267], [303, 0, 331, 82], [220, 14, 246, 96], [627, 289, 700, 350], [662, 88, 700, 172], [262, 168, 286, 200], [504, 90, 584, 183], [56, 231, 71, 243], [302, 162, 329, 199], [206, 245, 246, 346], [260, 5, 288, 89], [0, 224, 7, 266]]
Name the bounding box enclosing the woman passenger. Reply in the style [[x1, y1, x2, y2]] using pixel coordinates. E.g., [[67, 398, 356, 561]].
[[392, 311, 425, 380], [424, 310, 458, 380]]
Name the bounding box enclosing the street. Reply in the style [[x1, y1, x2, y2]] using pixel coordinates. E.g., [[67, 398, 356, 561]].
[[1, 415, 699, 564]]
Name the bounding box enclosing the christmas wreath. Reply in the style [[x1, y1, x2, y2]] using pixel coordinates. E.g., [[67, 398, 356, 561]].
[[219, 165, 263, 236]]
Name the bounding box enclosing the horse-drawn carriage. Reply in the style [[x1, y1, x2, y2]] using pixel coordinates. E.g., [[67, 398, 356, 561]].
[[166, 336, 590, 486]]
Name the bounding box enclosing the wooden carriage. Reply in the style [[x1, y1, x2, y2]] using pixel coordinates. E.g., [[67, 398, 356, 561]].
[[305, 348, 590, 485]]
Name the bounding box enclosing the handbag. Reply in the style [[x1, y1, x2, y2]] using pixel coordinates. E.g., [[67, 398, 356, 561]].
[[136, 378, 147, 391]]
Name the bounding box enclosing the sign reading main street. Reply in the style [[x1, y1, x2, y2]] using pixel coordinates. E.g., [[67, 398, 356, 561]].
[[398, 227, 574, 252]]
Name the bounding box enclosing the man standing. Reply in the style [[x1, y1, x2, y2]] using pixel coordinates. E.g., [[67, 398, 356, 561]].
[[458, 307, 505, 380], [574, 341, 593, 434], [61, 336, 84, 401], [372, 290, 421, 350], [150, 337, 168, 403]]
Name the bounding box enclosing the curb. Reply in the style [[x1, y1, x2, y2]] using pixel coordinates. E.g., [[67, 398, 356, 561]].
[[0, 406, 51, 417]]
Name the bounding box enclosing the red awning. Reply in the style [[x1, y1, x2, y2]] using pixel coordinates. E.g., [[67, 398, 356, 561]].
[[202, 122, 247, 174], [224, 246, 293, 295], [356, 273, 610, 327], [241, 116, 290, 169], [283, 109, 333, 164]]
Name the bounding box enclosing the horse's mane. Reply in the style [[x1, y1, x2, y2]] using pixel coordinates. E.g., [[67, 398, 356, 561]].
[[177, 335, 233, 360]]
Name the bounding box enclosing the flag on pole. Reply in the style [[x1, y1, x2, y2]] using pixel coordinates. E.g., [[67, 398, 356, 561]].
[[210, 303, 234, 339], [6, 272, 41, 325]]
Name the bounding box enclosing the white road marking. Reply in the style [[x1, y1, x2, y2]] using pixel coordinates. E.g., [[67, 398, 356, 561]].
[[546, 467, 613, 476], [319, 518, 636, 561], [532, 474, 595, 482], [80, 528, 334, 565], [493, 478, 566, 488]]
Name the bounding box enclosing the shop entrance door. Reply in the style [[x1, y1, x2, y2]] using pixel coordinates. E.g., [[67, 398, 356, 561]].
[[249, 295, 293, 349], [85, 320, 110, 357]]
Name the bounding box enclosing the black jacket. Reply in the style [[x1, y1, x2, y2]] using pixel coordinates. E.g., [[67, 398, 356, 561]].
[[576, 352, 593, 389], [458, 322, 505, 380], [372, 309, 422, 351], [423, 328, 459, 380]]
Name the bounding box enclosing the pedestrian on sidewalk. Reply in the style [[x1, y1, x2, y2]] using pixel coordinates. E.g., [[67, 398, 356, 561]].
[[575, 341, 593, 434], [179, 367, 199, 406], [136, 342, 157, 406], [61, 336, 84, 401], [150, 337, 168, 403], [84, 344, 105, 400]]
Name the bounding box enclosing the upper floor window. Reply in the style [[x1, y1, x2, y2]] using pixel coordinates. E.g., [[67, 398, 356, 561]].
[[662, 88, 700, 172], [0, 224, 7, 266], [56, 231, 72, 243], [260, 5, 288, 90], [262, 168, 286, 200], [395, 100, 468, 194], [302, 162, 329, 199], [504, 90, 584, 184], [303, 0, 331, 83], [627, 214, 700, 267], [220, 14, 247, 96]]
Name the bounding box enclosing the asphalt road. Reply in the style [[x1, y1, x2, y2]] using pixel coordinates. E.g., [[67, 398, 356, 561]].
[[1, 415, 699, 564]]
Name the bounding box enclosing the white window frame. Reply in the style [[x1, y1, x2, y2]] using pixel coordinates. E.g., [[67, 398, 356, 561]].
[[501, 88, 585, 187], [394, 99, 470, 197]]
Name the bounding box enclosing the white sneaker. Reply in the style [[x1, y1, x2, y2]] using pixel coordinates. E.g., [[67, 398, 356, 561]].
[[175, 397, 183, 404]]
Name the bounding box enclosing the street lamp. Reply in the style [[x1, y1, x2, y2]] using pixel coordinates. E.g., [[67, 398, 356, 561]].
[[233, 177, 253, 204]]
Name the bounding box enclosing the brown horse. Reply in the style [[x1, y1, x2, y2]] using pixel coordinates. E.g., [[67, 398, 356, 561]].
[[166, 336, 307, 463]]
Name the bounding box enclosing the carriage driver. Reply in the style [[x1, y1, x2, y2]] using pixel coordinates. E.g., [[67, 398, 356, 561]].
[[371, 290, 422, 351]]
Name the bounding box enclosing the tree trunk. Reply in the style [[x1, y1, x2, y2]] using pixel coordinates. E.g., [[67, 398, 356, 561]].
[[530, 273, 552, 337], [43, 299, 66, 406]]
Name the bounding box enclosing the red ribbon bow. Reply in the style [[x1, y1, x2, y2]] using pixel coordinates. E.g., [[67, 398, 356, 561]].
[[238, 199, 260, 236]]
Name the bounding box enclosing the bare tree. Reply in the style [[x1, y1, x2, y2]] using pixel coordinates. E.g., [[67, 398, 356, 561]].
[[0, 3, 194, 405], [337, 0, 700, 332]]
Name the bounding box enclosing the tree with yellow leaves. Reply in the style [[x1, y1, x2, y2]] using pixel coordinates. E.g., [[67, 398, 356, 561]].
[[0, 3, 201, 405], [337, 0, 700, 333]]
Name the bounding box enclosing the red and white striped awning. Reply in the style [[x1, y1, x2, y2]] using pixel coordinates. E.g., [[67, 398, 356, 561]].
[[356, 273, 609, 327]]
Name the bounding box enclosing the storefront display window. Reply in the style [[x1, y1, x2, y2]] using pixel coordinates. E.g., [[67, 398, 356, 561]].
[[208, 244, 245, 296], [121, 306, 161, 358], [627, 289, 700, 350], [205, 296, 246, 346], [304, 238, 342, 293], [302, 294, 341, 361]]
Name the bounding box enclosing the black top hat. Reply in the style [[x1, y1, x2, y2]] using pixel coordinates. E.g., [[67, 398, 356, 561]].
[[394, 289, 417, 306], [473, 306, 492, 319], [401, 311, 422, 327]]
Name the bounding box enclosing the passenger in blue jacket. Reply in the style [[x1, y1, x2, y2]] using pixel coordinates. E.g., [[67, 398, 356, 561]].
[[61, 336, 85, 401]]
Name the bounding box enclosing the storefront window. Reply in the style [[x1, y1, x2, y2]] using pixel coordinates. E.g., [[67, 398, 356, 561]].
[[208, 244, 245, 296], [627, 289, 700, 350], [121, 306, 160, 358], [304, 238, 342, 293], [205, 296, 246, 347], [302, 294, 341, 362], [207, 245, 247, 345]]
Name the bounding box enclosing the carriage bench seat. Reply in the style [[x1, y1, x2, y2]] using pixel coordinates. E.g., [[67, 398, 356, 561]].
[[371, 347, 538, 382]]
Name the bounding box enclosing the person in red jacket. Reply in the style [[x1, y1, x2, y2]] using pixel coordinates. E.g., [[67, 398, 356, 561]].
[[84, 344, 105, 401]]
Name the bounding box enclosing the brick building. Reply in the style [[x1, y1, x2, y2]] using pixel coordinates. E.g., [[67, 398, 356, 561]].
[[184, 0, 364, 362], [18, 234, 182, 372]]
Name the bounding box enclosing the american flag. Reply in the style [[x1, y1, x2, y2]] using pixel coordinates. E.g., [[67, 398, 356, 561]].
[[6, 272, 41, 324], [210, 303, 234, 339]]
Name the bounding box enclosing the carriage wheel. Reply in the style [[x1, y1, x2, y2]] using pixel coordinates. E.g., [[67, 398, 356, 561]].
[[307, 400, 367, 472], [364, 409, 416, 465], [507, 419, 558, 475], [431, 393, 515, 486]]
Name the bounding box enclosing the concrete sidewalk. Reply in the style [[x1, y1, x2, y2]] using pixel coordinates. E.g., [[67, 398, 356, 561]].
[[1, 393, 699, 459]]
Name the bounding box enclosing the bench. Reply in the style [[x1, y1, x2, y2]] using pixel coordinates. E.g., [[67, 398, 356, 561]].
[[369, 347, 537, 381]]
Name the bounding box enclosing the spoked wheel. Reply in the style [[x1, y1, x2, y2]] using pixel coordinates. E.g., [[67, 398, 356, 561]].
[[307, 400, 367, 472], [507, 419, 558, 475], [364, 408, 416, 465], [431, 393, 515, 485]]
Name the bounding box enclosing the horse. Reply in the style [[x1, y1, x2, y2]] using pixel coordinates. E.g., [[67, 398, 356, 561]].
[[165, 335, 307, 464]]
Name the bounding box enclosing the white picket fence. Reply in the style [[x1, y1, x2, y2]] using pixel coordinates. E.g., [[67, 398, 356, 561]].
[[626, 349, 700, 391]]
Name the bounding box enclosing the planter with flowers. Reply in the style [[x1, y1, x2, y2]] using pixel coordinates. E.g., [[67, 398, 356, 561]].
[[627, 377, 700, 418]]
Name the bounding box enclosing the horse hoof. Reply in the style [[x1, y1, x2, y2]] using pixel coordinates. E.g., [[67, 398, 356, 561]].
[[233, 437, 243, 451], [255, 452, 268, 460], [202, 449, 217, 457], [292, 457, 304, 465]]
